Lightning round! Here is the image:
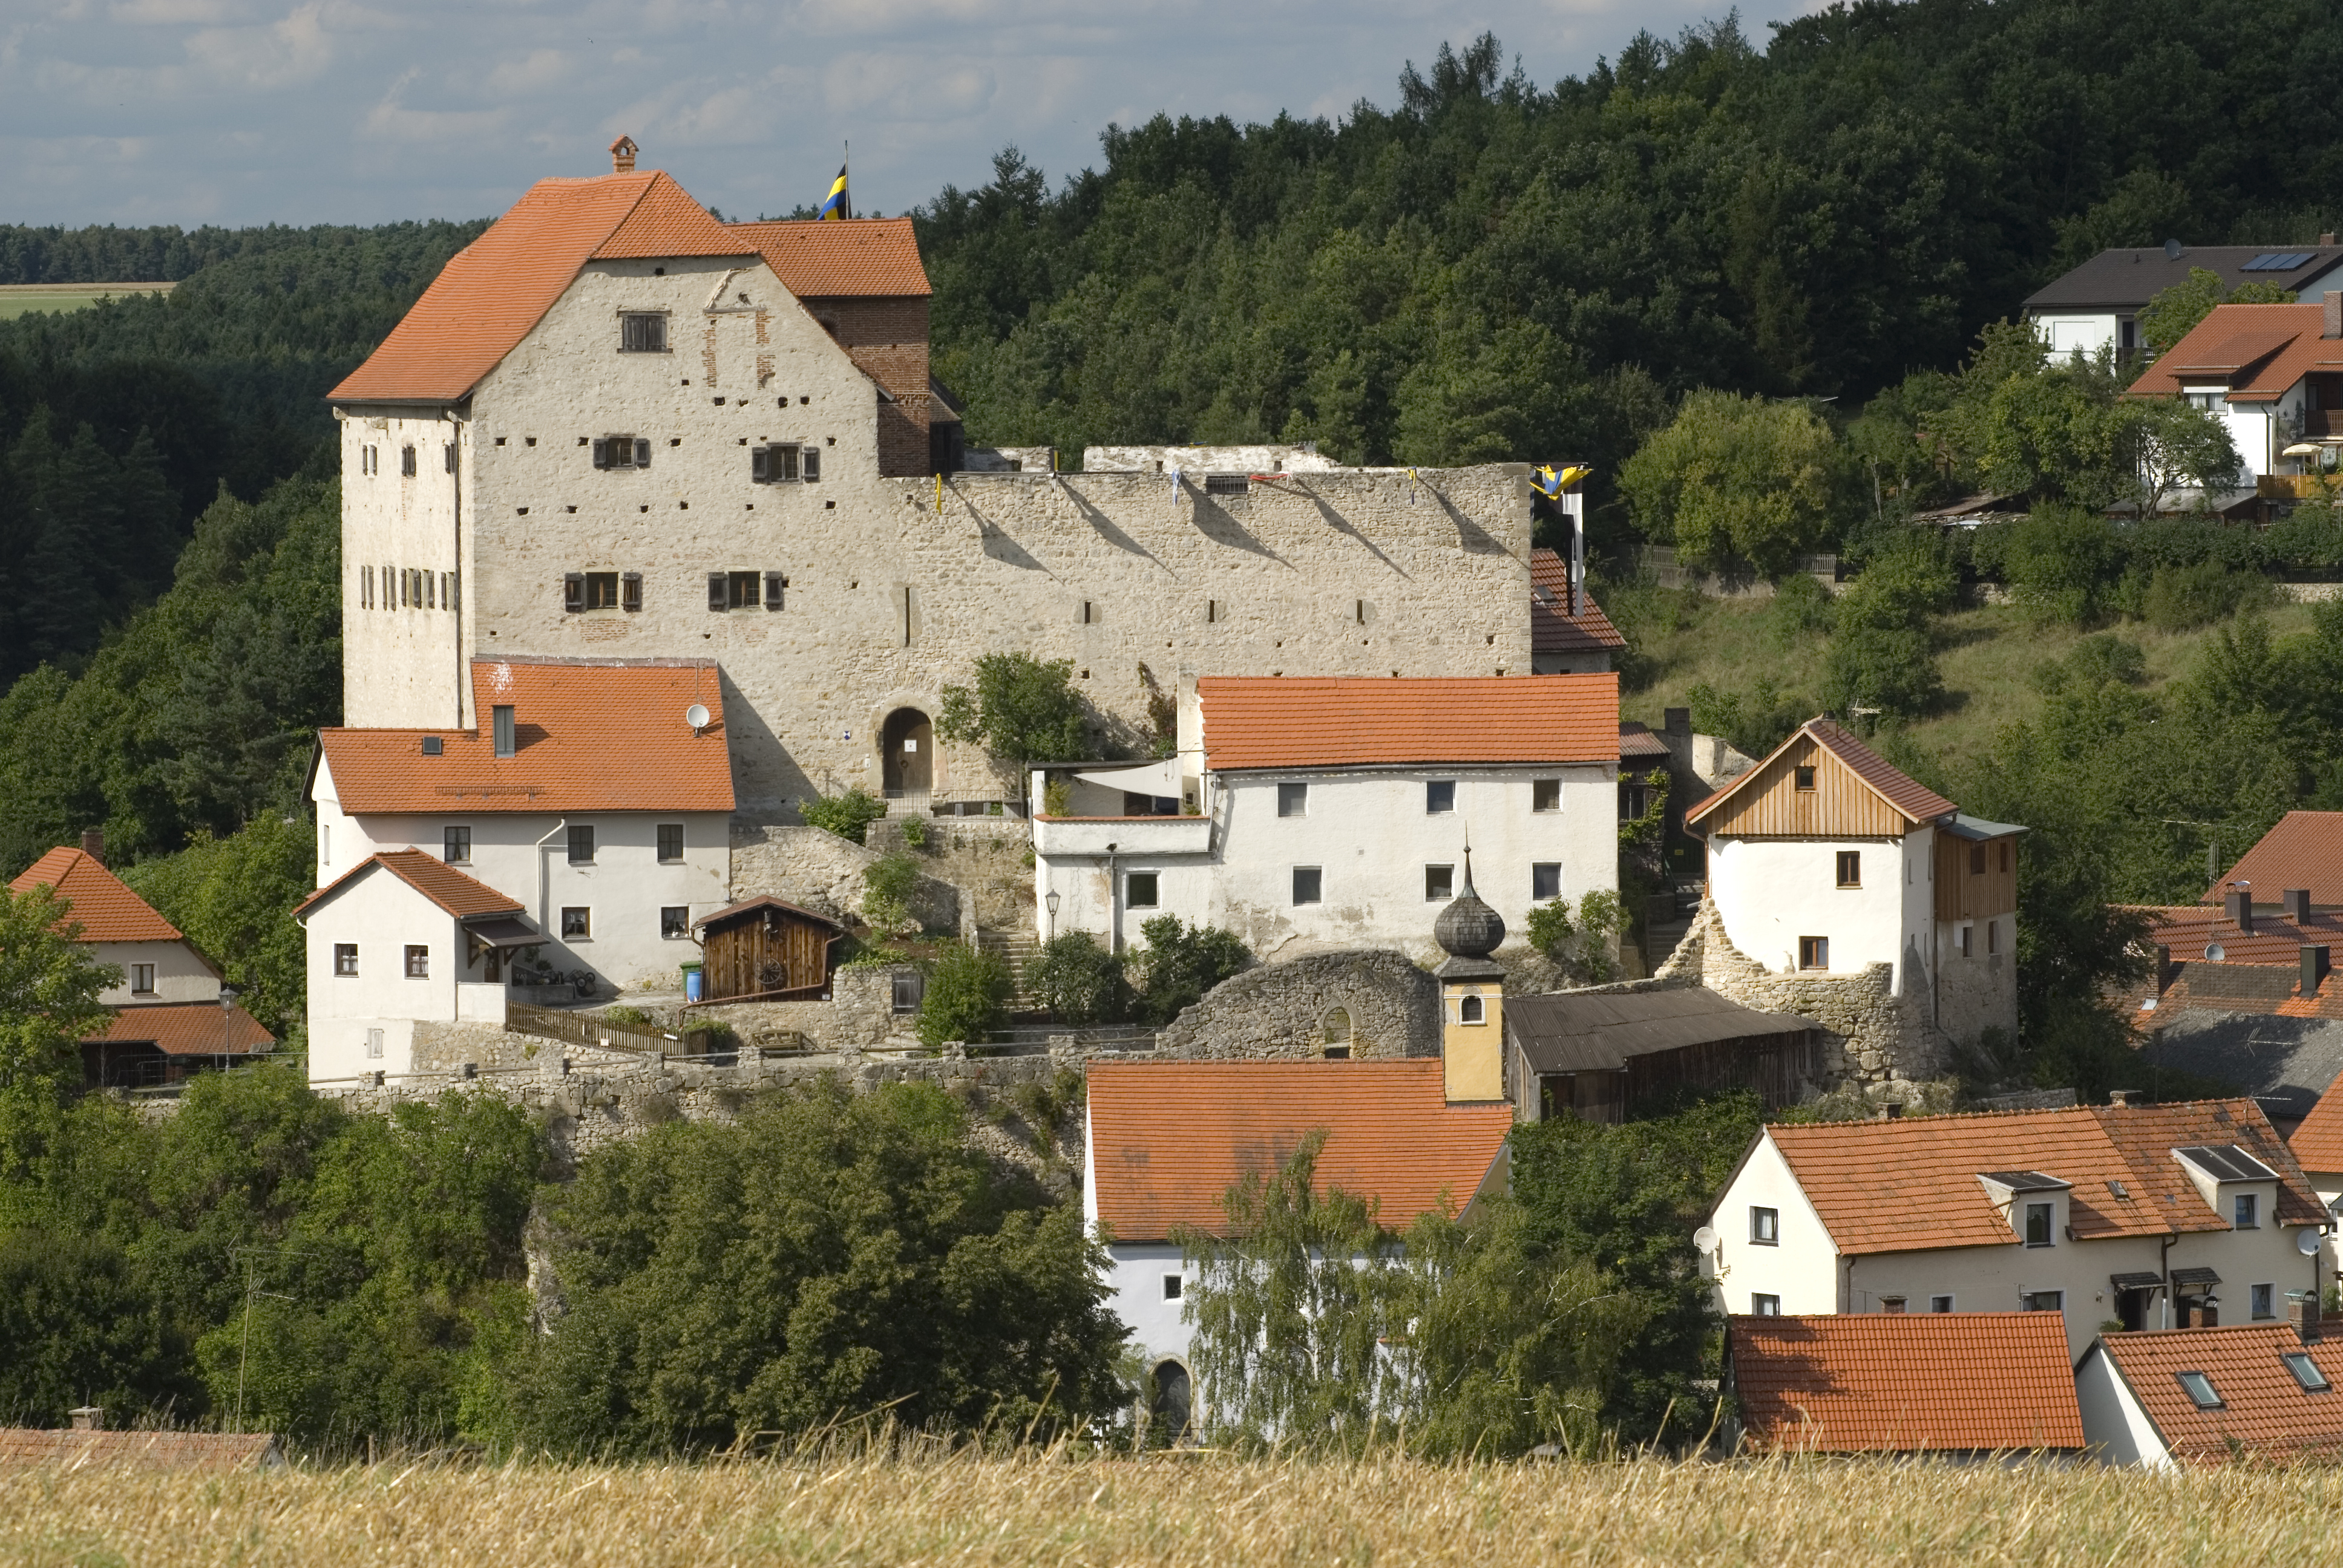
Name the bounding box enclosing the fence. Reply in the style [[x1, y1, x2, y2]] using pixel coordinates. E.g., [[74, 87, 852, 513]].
[[505, 1000, 676, 1056]]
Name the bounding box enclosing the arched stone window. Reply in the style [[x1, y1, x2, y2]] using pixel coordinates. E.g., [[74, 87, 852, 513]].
[[1459, 994, 1485, 1024], [1322, 1007, 1352, 1047]]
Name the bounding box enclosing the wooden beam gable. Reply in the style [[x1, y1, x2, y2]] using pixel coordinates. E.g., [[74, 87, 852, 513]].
[[1696, 733, 1920, 838]]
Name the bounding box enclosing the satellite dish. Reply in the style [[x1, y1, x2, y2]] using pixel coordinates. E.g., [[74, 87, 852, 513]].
[[2301, 1228, 2325, 1257], [2205, 942, 2226, 961], [2164, 238, 2184, 261], [1692, 1226, 1720, 1254], [684, 702, 710, 731]]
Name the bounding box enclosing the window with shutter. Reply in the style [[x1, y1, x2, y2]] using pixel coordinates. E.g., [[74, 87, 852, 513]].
[[634, 438, 651, 468], [750, 446, 768, 482], [728, 571, 760, 609], [621, 572, 642, 612], [583, 572, 619, 609], [764, 572, 786, 610], [592, 439, 609, 468], [802, 446, 821, 482], [444, 443, 457, 474], [620, 313, 667, 352], [565, 570, 588, 613], [401, 445, 416, 477], [708, 573, 727, 612]]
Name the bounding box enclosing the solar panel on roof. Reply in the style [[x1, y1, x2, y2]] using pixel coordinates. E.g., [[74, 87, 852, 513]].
[[2174, 1143, 2279, 1182], [2243, 252, 2314, 272]]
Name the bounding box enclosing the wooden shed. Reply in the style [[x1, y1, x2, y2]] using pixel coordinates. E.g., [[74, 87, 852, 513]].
[[1505, 987, 1823, 1123], [692, 897, 844, 1003]]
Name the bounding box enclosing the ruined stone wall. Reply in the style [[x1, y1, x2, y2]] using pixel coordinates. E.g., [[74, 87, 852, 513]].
[[727, 822, 959, 931], [864, 815, 1033, 932], [1153, 950, 1440, 1061]]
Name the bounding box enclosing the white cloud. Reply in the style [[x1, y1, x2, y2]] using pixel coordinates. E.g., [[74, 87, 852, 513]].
[[484, 47, 573, 95], [183, 1, 337, 88]]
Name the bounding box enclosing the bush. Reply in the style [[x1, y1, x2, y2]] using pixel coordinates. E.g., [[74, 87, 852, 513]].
[[600, 1005, 655, 1028], [1525, 892, 1625, 984], [800, 789, 888, 844], [2264, 501, 2343, 573], [2139, 560, 2274, 632], [677, 1017, 737, 1052], [916, 943, 1012, 1048], [861, 850, 922, 935], [1683, 678, 1809, 761], [1973, 506, 2123, 626], [1025, 932, 1124, 1025], [2031, 634, 2146, 696], [1129, 915, 1251, 1025], [1760, 571, 1833, 646]]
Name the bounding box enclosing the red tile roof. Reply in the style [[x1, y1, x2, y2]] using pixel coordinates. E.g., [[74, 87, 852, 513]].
[[2127, 303, 2343, 405], [317, 660, 736, 815], [328, 171, 751, 405], [1766, 1099, 2322, 1256], [2089, 1324, 2343, 1464], [10, 848, 184, 942], [1729, 1313, 2085, 1453], [294, 849, 524, 922], [2288, 1071, 2343, 1173], [1086, 1060, 1512, 1243], [88, 1002, 274, 1055], [1197, 675, 1619, 771], [0, 1428, 282, 1472], [727, 217, 932, 298], [1685, 716, 1958, 829], [2202, 812, 2343, 906], [1529, 548, 1627, 653], [2134, 903, 2343, 967]]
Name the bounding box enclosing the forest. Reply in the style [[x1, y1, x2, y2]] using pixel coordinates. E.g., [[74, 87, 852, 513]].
[[7, 0, 2343, 1452]]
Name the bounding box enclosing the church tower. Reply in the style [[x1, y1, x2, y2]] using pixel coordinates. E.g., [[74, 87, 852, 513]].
[[1433, 849, 1507, 1103]]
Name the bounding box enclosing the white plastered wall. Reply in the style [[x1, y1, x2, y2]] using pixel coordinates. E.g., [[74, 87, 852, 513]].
[[90, 939, 217, 1005], [301, 870, 470, 1083], [2074, 1345, 2172, 1468], [1706, 1131, 1841, 1316], [340, 410, 471, 727], [1709, 832, 1922, 990]]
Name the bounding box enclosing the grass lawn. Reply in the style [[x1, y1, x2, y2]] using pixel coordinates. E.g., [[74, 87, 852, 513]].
[[1613, 589, 2322, 771], [0, 283, 174, 321]]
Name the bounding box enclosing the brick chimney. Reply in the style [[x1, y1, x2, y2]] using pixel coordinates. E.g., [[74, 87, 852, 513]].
[[2324, 233, 2338, 247], [2287, 888, 2314, 923], [2304, 944, 2331, 999], [69, 1406, 102, 1431], [2227, 888, 2256, 932], [2293, 1290, 2322, 1345], [2325, 290, 2342, 341], [1664, 707, 1691, 737], [609, 135, 638, 174], [2108, 1088, 2140, 1108], [79, 827, 103, 866]]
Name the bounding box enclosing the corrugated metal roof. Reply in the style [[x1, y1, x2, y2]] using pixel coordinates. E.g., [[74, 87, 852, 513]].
[[1086, 1060, 1512, 1243], [1198, 675, 1619, 771], [1729, 1313, 2084, 1454], [1507, 987, 1817, 1073]]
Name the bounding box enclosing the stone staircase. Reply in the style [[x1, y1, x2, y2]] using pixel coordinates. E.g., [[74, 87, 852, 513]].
[[1643, 881, 1702, 972], [975, 928, 1042, 1010]]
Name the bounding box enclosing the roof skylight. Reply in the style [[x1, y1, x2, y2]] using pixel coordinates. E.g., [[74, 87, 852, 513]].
[[2284, 1352, 2331, 1393], [2177, 1371, 2223, 1409]]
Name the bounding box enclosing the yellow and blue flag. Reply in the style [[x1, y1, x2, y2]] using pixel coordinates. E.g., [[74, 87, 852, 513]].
[[1532, 462, 1592, 499], [818, 163, 850, 221]]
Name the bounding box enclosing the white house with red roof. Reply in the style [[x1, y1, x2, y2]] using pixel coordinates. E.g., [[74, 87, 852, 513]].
[[1030, 674, 1620, 964], [1705, 1099, 2327, 1360], [10, 840, 273, 1086], [303, 657, 735, 1074], [2126, 296, 2343, 487]]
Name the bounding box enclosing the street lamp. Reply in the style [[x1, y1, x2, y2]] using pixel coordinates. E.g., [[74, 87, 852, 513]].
[[1044, 889, 1060, 941], [218, 984, 240, 1060]]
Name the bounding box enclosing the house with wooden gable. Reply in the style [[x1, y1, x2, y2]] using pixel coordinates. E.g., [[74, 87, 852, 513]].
[[2076, 1312, 2343, 1467], [1673, 716, 2022, 1079], [1705, 1097, 2327, 1361], [10, 838, 273, 1088]]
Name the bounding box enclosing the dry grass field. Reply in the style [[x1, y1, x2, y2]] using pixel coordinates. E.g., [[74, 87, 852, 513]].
[[0, 282, 175, 321], [7, 1448, 2343, 1567]]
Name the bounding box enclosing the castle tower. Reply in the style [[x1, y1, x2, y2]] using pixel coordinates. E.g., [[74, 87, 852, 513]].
[[1433, 849, 1507, 1103]]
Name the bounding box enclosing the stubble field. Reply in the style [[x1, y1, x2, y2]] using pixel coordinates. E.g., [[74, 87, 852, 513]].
[[7, 1447, 2342, 1567]]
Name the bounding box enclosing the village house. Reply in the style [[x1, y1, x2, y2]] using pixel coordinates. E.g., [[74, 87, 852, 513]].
[[1032, 675, 1619, 964], [2075, 1309, 2343, 1467], [1703, 1097, 2327, 1359], [327, 141, 1555, 825], [299, 658, 734, 1081], [1673, 716, 2022, 1078], [2283, 1077, 2343, 1267], [1504, 987, 1823, 1123], [10, 838, 272, 1088], [2024, 238, 2343, 360], [1722, 1312, 2083, 1459], [2126, 295, 2343, 491]]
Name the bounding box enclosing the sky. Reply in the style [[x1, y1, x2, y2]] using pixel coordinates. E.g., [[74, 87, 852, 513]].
[[0, 0, 1807, 232]]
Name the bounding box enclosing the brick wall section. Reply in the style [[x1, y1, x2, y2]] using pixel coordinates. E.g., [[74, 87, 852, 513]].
[[1153, 950, 1441, 1061], [810, 297, 931, 479]]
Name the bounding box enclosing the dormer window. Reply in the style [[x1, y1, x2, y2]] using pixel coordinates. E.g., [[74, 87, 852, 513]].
[[493, 705, 516, 758], [619, 313, 668, 353], [2024, 1201, 2054, 1247], [2235, 1192, 2259, 1229]]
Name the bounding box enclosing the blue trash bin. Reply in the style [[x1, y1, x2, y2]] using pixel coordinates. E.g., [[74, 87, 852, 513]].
[[683, 962, 703, 1003]]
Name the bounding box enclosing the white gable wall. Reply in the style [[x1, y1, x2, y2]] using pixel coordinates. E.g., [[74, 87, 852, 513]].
[[1711, 828, 1930, 991], [2074, 1344, 2173, 1468], [1706, 1131, 1841, 1315], [301, 870, 474, 1083], [89, 939, 217, 1005]]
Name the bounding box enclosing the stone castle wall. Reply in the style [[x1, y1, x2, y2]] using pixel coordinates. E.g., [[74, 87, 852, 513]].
[[1153, 950, 1440, 1061], [727, 822, 960, 932]]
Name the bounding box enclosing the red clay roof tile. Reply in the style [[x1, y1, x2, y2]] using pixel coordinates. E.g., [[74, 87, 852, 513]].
[[2202, 811, 2343, 906], [1768, 1099, 2322, 1255], [1198, 675, 1619, 771], [328, 172, 750, 405], [727, 217, 932, 298], [2090, 1324, 2343, 1464], [10, 848, 183, 942], [1086, 1060, 1512, 1243], [1529, 548, 1627, 653], [318, 660, 735, 815], [1729, 1312, 2085, 1453], [294, 848, 525, 922], [2128, 304, 2343, 404], [88, 1002, 274, 1055], [2289, 1072, 2343, 1174], [2134, 903, 2343, 966]]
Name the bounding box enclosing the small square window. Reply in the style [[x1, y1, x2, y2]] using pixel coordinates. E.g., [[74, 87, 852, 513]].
[[1162, 1274, 1183, 1302], [1293, 866, 1322, 905], [2253, 1283, 2275, 1319], [1277, 782, 1308, 817], [1930, 1295, 1955, 1313], [2024, 1201, 2054, 1247], [657, 824, 684, 863], [891, 971, 926, 1014], [1751, 1207, 1779, 1245], [2177, 1370, 2223, 1409], [1425, 864, 1454, 901], [2024, 1290, 2065, 1312], [131, 963, 156, 995], [444, 826, 471, 863], [619, 312, 667, 352], [579, 571, 620, 610], [752, 442, 801, 483], [1793, 765, 1816, 791], [568, 826, 595, 864], [1836, 850, 1861, 888], [2284, 1350, 2332, 1391], [661, 906, 689, 939], [727, 570, 761, 610], [1426, 780, 1455, 814], [334, 944, 358, 977], [562, 907, 591, 939], [1798, 935, 1829, 970], [1458, 993, 1484, 1024], [1532, 863, 1561, 901], [405, 944, 429, 979], [1532, 778, 1561, 813], [1878, 1296, 1907, 1313], [1752, 1294, 1782, 1316], [1126, 871, 1159, 909], [2236, 1192, 2259, 1229]]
